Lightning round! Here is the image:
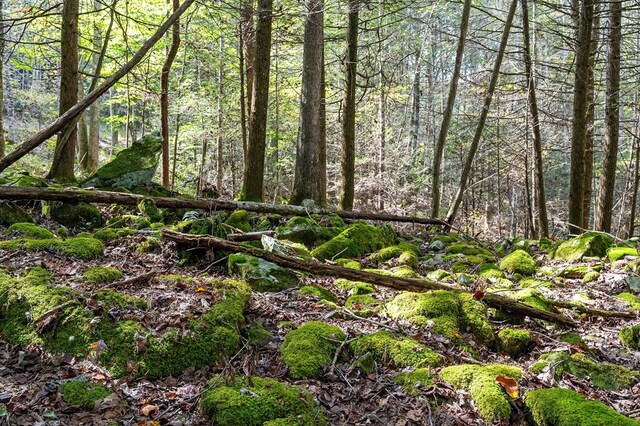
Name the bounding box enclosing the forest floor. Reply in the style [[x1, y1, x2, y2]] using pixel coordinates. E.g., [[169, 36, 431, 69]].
[[0, 204, 639, 426]]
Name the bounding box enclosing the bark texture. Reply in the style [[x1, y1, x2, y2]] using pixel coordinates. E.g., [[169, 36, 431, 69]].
[[161, 0, 181, 188]]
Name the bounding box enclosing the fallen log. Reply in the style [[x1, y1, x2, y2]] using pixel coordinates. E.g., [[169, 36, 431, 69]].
[[0, 186, 448, 226], [161, 230, 578, 326], [549, 299, 636, 319]]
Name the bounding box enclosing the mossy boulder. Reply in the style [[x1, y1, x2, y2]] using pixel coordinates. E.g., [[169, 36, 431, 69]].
[[608, 246, 638, 262], [497, 328, 533, 358], [350, 331, 443, 371], [525, 388, 640, 426], [620, 324, 640, 349], [439, 364, 522, 423], [479, 263, 505, 279], [83, 266, 123, 284], [137, 198, 163, 223], [553, 232, 613, 261], [199, 376, 326, 426], [0, 202, 34, 225], [92, 227, 137, 241], [530, 351, 639, 390], [280, 321, 346, 379], [499, 249, 537, 275], [47, 201, 103, 229], [81, 132, 162, 189], [370, 242, 420, 268], [311, 223, 396, 261], [446, 242, 495, 260], [334, 278, 375, 295], [335, 259, 361, 270], [225, 210, 252, 233], [275, 215, 344, 248], [6, 222, 54, 239], [13, 173, 49, 188], [393, 368, 433, 396], [344, 294, 381, 317], [262, 236, 312, 261], [60, 381, 112, 409], [0, 236, 104, 260], [228, 253, 299, 292], [298, 285, 338, 302], [94, 289, 147, 310]]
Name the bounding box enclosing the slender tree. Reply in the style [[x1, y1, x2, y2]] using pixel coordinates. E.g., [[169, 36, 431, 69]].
[[86, 0, 103, 173], [161, 0, 181, 188], [595, 0, 621, 232], [290, 0, 326, 206], [0, 0, 5, 160]]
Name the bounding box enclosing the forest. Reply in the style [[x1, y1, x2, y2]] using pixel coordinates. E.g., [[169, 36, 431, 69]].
[[0, 0, 639, 424]]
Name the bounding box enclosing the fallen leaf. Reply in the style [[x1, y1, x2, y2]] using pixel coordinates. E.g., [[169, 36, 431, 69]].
[[473, 290, 485, 300], [141, 404, 158, 417], [496, 376, 518, 398], [165, 392, 178, 399], [195, 285, 208, 293], [89, 339, 108, 357]]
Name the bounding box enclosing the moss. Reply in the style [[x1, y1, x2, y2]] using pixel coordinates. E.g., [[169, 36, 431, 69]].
[[298, 285, 338, 302], [555, 265, 601, 279], [311, 223, 395, 261], [137, 198, 163, 223], [344, 294, 381, 318], [497, 328, 533, 358], [94, 290, 147, 310], [519, 277, 558, 289], [92, 227, 136, 241], [0, 202, 34, 225], [446, 242, 494, 260], [278, 321, 296, 330], [334, 278, 375, 295], [59, 381, 112, 409], [365, 265, 418, 278], [458, 293, 496, 347], [275, 216, 342, 248], [199, 376, 326, 426], [439, 364, 522, 423], [262, 238, 312, 261], [479, 263, 505, 279], [83, 266, 123, 284], [607, 246, 638, 262], [499, 249, 536, 275], [185, 216, 229, 238], [553, 232, 613, 261], [13, 173, 49, 188], [583, 270, 600, 283], [431, 233, 459, 245], [370, 242, 420, 268], [228, 253, 299, 292], [245, 322, 272, 345], [426, 269, 452, 281], [135, 236, 160, 253], [495, 288, 558, 316], [350, 331, 443, 370], [618, 292, 640, 310], [525, 388, 640, 426], [225, 210, 252, 233], [6, 222, 54, 239], [558, 332, 591, 353], [393, 368, 434, 396], [335, 259, 361, 270], [281, 321, 346, 379], [620, 324, 640, 349], [450, 256, 484, 274], [157, 273, 195, 287], [530, 351, 639, 390], [48, 202, 103, 229]]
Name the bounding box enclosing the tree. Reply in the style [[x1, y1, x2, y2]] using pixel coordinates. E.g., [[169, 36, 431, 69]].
[[240, 0, 274, 202], [595, 0, 621, 232], [568, 0, 594, 234], [0, 0, 5, 160], [339, 0, 359, 211], [161, 0, 181, 188], [290, 0, 326, 206], [48, 0, 80, 182]]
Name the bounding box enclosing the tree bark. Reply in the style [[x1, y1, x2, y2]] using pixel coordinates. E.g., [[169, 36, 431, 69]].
[[161, 0, 181, 188], [595, 0, 621, 232], [521, 0, 549, 237], [0, 0, 4, 159], [216, 28, 225, 193], [77, 77, 89, 170], [568, 0, 594, 234], [431, 0, 471, 219], [240, 0, 273, 202], [339, 0, 359, 211], [583, 1, 599, 228], [0, 0, 196, 174], [290, 0, 326, 206], [445, 0, 517, 226], [628, 130, 640, 238], [48, 0, 80, 183], [86, 0, 104, 174]]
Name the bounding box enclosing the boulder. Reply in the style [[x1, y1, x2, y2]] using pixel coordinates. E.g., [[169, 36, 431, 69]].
[[553, 232, 613, 261]]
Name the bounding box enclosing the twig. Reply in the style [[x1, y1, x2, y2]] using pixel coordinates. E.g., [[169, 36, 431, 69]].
[[99, 270, 160, 290]]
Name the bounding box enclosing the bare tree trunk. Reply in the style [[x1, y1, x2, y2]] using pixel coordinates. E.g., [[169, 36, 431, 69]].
[[339, 0, 359, 211], [521, 0, 549, 237], [0, 0, 4, 159], [628, 123, 640, 238], [77, 77, 89, 170], [216, 28, 225, 193], [431, 0, 472, 219], [378, 83, 386, 212], [240, 0, 273, 202], [161, 0, 181, 188], [568, 0, 594, 234], [238, 28, 248, 163], [445, 0, 517, 226], [290, 0, 326, 206], [86, 0, 103, 173], [583, 1, 599, 228], [595, 0, 621, 232], [241, 0, 255, 131]]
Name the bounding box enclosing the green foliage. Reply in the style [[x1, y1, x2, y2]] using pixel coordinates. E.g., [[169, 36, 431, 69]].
[[83, 266, 123, 284], [350, 331, 443, 370], [6, 222, 54, 239], [60, 381, 112, 409], [618, 292, 640, 310]]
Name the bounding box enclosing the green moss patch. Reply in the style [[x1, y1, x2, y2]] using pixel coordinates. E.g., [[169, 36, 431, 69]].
[[446, 242, 494, 260], [479, 263, 505, 279], [311, 223, 395, 261], [525, 388, 640, 426], [275, 215, 343, 248], [47, 201, 103, 229], [439, 364, 522, 423], [499, 249, 536, 275], [393, 368, 433, 396], [553, 232, 613, 261], [94, 290, 147, 310], [84, 266, 123, 284], [370, 242, 420, 268], [497, 328, 533, 358], [225, 210, 252, 233], [6, 222, 54, 239], [608, 246, 639, 262], [334, 278, 375, 295], [0, 236, 104, 260], [60, 381, 112, 409], [200, 376, 326, 426], [137, 198, 163, 223], [298, 285, 338, 302], [0, 202, 34, 225], [281, 321, 346, 379], [228, 253, 299, 292], [335, 259, 361, 270], [350, 331, 443, 370], [620, 324, 640, 349], [344, 294, 381, 317]]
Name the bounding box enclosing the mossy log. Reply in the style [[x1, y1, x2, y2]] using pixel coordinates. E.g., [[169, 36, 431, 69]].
[[161, 230, 578, 326], [0, 186, 448, 226]]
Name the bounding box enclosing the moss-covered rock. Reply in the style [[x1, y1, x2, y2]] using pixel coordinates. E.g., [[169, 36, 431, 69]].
[[199, 376, 326, 426], [479, 263, 505, 279], [344, 294, 381, 317], [311, 223, 395, 261], [370, 242, 420, 268], [0, 236, 104, 260], [451, 256, 484, 274], [446, 242, 495, 260], [519, 277, 558, 289], [6, 222, 54, 239], [225, 210, 252, 233], [0, 202, 34, 225], [92, 227, 137, 241], [93, 289, 147, 310], [334, 278, 375, 295], [60, 381, 112, 409], [608, 246, 639, 262], [83, 266, 123, 284], [558, 332, 591, 353], [137, 198, 163, 223], [335, 259, 361, 270], [439, 364, 522, 423], [47, 201, 103, 229], [620, 324, 640, 349], [350, 331, 443, 371], [262, 237, 312, 261], [13, 173, 49, 188], [275, 215, 343, 248], [82, 132, 162, 189], [426, 269, 452, 281], [393, 368, 433, 396], [281, 321, 346, 379], [228, 253, 299, 292], [298, 285, 338, 302], [497, 328, 533, 358], [499, 249, 536, 275], [553, 232, 613, 261], [525, 387, 640, 426], [583, 270, 600, 283], [530, 351, 639, 390]]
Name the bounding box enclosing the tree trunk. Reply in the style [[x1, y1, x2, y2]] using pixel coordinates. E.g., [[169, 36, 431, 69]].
[[521, 0, 549, 237], [431, 0, 472, 219], [77, 77, 89, 170], [241, 0, 255, 131], [445, 0, 517, 226], [290, 0, 326, 206], [377, 77, 386, 211], [161, 0, 181, 188], [595, 0, 621, 232], [86, 0, 103, 174], [339, 0, 359, 211], [0, 0, 6, 159], [628, 124, 640, 238], [583, 2, 599, 228], [48, 0, 80, 183], [568, 0, 594, 234], [240, 0, 273, 202], [216, 28, 225, 193]]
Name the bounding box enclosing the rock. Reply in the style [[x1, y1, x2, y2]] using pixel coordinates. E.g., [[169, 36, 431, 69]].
[[553, 232, 613, 261], [0, 202, 34, 225], [47, 201, 103, 229], [228, 253, 299, 292], [81, 132, 162, 189], [620, 324, 640, 349], [497, 328, 533, 358], [370, 242, 420, 268], [275, 215, 344, 248], [350, 331, 443, 371], [280, 321, 345, 379], [298, 285, 338, 302], [311, 223, 395, 261], [608, 246, 638, 262], [344, 294, 381, 317], [499, 249, 537, 275], [224, 209, 252, 233]]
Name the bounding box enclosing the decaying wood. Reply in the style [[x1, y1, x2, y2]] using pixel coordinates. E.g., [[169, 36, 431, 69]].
[[100, 271, 159, 290], [161, 230, 579, 326], [0, 186, 448, 226], [228, 231, 274, 241], [549, 299, 636, 319]]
